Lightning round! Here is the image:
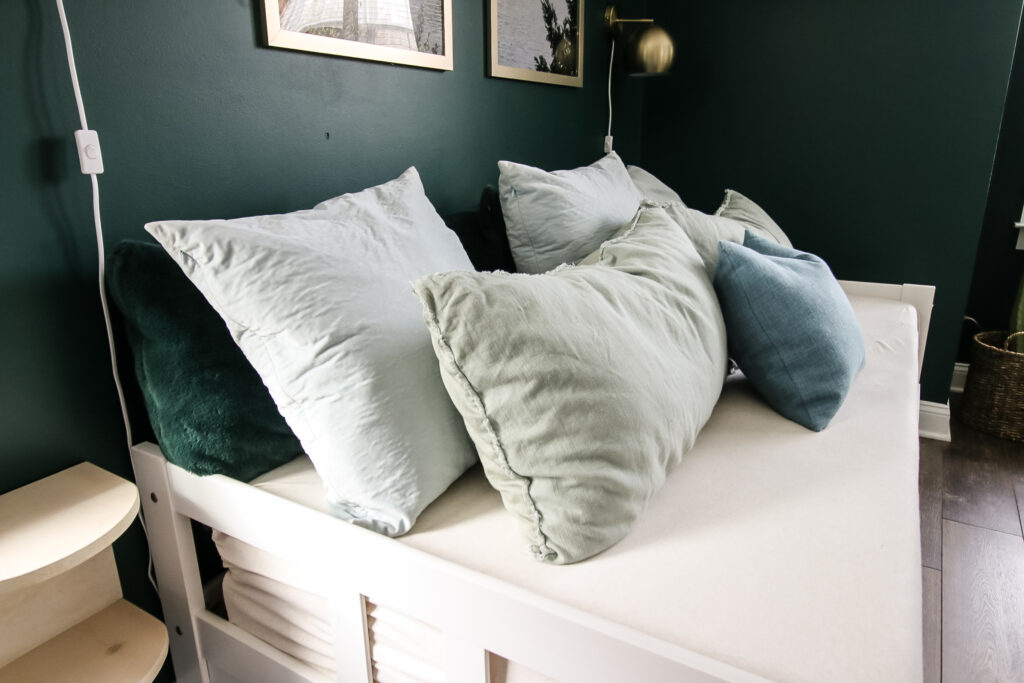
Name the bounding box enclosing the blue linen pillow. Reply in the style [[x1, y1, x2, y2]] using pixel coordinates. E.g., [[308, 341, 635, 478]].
[[713, 231, 865, 431]]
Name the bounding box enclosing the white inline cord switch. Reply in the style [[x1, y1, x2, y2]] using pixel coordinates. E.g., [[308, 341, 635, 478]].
[[604, 135, 614, 154], [74, 129, 104, 175]]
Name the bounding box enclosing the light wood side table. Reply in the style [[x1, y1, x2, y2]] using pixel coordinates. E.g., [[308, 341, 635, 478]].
[[0, 462, 169, 682]]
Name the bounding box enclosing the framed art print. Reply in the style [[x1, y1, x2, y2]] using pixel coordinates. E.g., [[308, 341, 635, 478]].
[[264, 0, 453, 70], [489, 0, 584, 87]]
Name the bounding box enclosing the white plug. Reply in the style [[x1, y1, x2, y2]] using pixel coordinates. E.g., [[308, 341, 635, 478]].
[[74, 129, 104, 175], [603, 135, 614, 154]]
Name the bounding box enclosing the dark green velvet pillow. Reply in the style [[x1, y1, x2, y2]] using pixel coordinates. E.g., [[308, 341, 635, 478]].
[[107, 241, 303, 480]]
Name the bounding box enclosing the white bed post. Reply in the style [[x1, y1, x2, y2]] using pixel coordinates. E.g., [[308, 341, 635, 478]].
[[131, 443, 211, 683], [837, 281, 947, 439], [837, 281, 935, 378], [898, 283, 935, 379]]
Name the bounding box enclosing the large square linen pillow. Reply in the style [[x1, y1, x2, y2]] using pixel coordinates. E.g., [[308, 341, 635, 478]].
[[713, 231, 865, 431], [627, 165, 685, 206], [415, 205, 728, 564], [497, 152, 642, 273], [146, 168, 477, 536], [107, 241, 303, 481]]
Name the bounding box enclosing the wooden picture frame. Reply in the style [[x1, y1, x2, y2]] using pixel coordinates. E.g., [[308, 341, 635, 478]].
[[488, 0, 584, 87], [263, 0, 453, 71]]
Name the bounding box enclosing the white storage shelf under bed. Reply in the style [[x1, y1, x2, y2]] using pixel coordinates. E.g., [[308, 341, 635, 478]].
[[131, 281, 933, 683]]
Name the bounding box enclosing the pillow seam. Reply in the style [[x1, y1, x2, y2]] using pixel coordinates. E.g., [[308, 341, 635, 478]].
[[593, 206, 645, 262], [420, 302, 557, 561], [714, 189, 735, 217]]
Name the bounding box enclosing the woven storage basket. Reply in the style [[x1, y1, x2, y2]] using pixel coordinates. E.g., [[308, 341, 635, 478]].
[[960, 331, 1024, 442]]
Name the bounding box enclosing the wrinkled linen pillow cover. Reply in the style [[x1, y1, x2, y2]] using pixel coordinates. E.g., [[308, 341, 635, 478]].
[[657, 190, 792, 276], [627, 165, 686, 206], [146, 168, 477, 536], [415, 205, 728, 564], [497, 152, 642, 273], [716, 189, 792, 248], [713, 231, 865, 431]]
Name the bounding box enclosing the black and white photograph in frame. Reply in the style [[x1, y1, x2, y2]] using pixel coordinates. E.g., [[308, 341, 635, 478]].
[[263, 0, 453, 70], [489, 0, 584, 87]]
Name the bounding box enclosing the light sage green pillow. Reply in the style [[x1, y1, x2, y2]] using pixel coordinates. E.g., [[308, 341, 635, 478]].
[[654, 190, 792, 276], [414, 206, 727, 564], [662, 202, 745, 275], [716, 189, 792, 248]]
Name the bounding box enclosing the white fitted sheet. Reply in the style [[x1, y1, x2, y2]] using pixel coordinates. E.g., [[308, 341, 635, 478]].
[[216, 295, 923, 683]]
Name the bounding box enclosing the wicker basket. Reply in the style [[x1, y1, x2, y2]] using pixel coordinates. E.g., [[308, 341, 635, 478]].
[[960, 331, 1024, 442]]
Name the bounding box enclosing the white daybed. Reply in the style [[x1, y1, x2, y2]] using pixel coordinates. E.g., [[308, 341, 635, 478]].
[[130, 280, 933, 683]]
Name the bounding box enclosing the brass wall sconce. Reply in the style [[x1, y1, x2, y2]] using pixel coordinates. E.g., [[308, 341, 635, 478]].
[[603, 5, 676, 153], [604, 5, 675, 75]]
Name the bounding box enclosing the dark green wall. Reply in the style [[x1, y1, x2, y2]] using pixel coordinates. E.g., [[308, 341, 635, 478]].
[[641, 0, 1022, 402], [964, 17, 1024, 344], [1, 1, 640, 677]]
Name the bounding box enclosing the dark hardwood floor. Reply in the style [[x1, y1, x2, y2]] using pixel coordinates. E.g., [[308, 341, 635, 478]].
[[919, 399, 1024, 682]]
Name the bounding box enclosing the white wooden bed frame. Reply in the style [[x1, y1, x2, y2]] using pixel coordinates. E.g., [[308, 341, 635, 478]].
[[130, 281, 935, 683]]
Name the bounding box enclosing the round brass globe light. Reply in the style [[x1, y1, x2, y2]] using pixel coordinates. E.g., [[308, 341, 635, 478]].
[[603, 5, 675, 75], [624, 25, 674, 74]]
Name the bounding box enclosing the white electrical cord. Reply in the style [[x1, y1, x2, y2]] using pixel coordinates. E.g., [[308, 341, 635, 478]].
[[605, 40, 616, 153], [56, 0, 132, 447], [56, 0, 156, 593], [55, 0, 88, 130], [89, 173, 135, 450]]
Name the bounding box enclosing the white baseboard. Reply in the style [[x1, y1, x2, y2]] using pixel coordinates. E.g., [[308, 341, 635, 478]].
[[920, 400, 951, 442], [950, 362, 969, 394]]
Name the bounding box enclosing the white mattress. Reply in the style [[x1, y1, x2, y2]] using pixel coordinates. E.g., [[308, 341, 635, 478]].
[[216, 295, 923, 683]]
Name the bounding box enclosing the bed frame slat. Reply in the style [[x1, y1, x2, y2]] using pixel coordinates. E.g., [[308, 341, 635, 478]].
[[330, 591, 373, 682], [444, 633, 490, 683], [196, 611, 329, 683]]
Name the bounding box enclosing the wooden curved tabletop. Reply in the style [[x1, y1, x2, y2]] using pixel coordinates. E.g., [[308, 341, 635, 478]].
[[0, 462, 140, 594]]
